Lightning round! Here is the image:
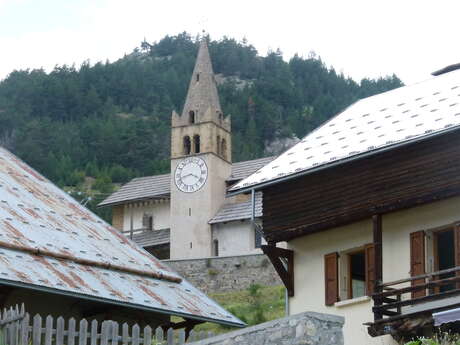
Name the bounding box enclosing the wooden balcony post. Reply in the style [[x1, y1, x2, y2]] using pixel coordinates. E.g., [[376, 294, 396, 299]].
[[373, 214, 383, 321]]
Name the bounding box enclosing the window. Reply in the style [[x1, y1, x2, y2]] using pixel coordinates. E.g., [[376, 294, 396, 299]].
[[213, 239, 219, 257], [348, 251, 366, 299], [255, 229, 262, 249], [183, 136, 191, 155], [193, 135, 200, 153], [324, 244, 374, 305], [221, 139, 227, 159], [425, 227, 458, 294], [434, 229, 455, 292], [216, 135, 221, 155], [142, 213, 153, 231], [196, 73, 200, 82], [189, 111, 195, 124]]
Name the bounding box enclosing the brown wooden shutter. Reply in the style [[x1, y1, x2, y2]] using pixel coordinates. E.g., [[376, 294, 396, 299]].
[[410, 230, 426, 298], [324, 252, 339, 306], [365, 243, 375, 296]]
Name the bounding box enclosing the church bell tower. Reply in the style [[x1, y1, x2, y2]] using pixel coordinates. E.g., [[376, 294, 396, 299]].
[[170, 39, 232, 259]]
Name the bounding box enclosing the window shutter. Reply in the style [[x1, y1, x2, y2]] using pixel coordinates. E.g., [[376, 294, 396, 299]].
[[324, 252, 339, 306], [410, 230, 426, 298], [365, 244, 375, 296]]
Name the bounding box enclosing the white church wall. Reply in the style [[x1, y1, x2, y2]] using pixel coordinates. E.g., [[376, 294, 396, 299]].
[[122, 201, 170, 231], [211, 220, 264, 257]]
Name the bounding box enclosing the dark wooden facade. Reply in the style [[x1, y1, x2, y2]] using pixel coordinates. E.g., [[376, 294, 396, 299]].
[[262, 129, 460, 243]]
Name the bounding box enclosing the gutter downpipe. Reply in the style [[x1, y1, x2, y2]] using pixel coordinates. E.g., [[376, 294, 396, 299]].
[[250, 189, 289, 316]]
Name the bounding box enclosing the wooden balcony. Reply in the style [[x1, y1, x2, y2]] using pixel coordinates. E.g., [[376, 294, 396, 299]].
[[367, 266, 460, 338]]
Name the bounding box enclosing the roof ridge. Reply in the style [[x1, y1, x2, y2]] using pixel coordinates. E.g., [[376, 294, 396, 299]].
[[0, 240, 182, 283]]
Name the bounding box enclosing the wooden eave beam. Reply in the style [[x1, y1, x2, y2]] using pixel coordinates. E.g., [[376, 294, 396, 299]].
[[373, 214, 383, 321], [160, 319, 203, 340], [265, 186, 460, 243], [261, 245, 294, 297]]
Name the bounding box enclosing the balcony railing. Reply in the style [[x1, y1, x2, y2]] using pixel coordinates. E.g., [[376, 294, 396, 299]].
[[372, 266, 460, 321]]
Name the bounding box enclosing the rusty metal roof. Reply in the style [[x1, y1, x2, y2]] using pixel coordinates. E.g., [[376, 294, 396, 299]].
[[0, 147, 244, 327], [230, 69, 460, 193]]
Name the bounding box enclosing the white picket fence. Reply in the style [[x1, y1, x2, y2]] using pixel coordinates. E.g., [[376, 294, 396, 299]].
[[0, 305, 214, 345]]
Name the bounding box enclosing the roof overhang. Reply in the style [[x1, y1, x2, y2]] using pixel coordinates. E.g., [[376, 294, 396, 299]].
[[0, 278, 244, 328], [98, 194, 171, 208], [228, 125, 460, 197]]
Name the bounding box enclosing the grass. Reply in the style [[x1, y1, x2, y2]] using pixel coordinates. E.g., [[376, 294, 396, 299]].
[[405, 333, 460, 345], [190, 284, 286, 335]]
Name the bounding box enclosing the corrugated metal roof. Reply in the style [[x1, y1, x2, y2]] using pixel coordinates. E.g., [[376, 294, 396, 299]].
[[99, 156, 276, 207], [209, 193, 262, 224], [131, 228, 170, 248], [230, 70, 460, 193], [0, 147, 244, 327]]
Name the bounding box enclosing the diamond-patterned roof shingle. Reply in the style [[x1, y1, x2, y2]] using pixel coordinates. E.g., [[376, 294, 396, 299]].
[[230, 70, 460, 192]]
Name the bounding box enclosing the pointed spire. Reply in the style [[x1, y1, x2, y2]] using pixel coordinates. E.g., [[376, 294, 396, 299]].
[[181, 39, 222, 119]]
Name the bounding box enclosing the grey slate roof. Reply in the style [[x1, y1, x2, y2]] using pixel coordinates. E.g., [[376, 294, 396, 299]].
[[99, 174, 170, 206], [209, 192, 262, 224], [227, 156, 275, 182], [230, 69, 460, 193], [99, 157, 276, 207], [131, 228, 170, 248]]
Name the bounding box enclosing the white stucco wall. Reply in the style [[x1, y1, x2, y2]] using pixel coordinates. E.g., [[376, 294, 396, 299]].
[[211, 220, 265, 256], [170, 154, 231, 259], [122, 201, 170, 231], [288, 196, 460, 345]]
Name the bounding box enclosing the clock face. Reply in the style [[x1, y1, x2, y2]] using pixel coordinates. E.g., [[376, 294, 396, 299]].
[[174, 157, 208, 193]]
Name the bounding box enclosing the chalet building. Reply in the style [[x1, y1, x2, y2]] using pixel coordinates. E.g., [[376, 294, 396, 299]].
[[229, 65, 460, 344], [0, 146, 243, 330], [99, 40, 273, 260]]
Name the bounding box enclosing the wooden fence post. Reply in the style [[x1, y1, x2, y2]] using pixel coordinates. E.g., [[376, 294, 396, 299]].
[[121, 323, 129, 345], [44, 316, 53, 345], [155, 326, 164, 344], [142, 326, 151, 345], [68, 318, 76, 345], [79, 319, 88, 345], [110, 321, 119, 345]]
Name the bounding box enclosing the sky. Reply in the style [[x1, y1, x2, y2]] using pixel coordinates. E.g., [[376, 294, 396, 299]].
[[0, 0, 459, 85]]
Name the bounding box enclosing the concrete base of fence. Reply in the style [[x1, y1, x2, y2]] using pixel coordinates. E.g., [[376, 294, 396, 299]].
[[188, 311, 344, 345]]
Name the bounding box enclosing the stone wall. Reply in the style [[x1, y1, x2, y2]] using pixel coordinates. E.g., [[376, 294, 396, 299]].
[[164, 254, 282, 294], [189, 311, 344, 345]]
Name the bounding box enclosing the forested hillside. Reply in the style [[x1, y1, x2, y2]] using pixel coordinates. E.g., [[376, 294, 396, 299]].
[[0, 33, 402, 218]]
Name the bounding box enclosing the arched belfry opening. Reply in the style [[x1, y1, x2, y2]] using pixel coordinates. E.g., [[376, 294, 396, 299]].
[[183, 136, 191, 155], [221, 139, 227, 159], [189, 111, 195, 124], [193, 135, 200, 154]]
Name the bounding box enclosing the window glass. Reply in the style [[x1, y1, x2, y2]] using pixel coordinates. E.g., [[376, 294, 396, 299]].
[[349, 251, 365, 298]]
